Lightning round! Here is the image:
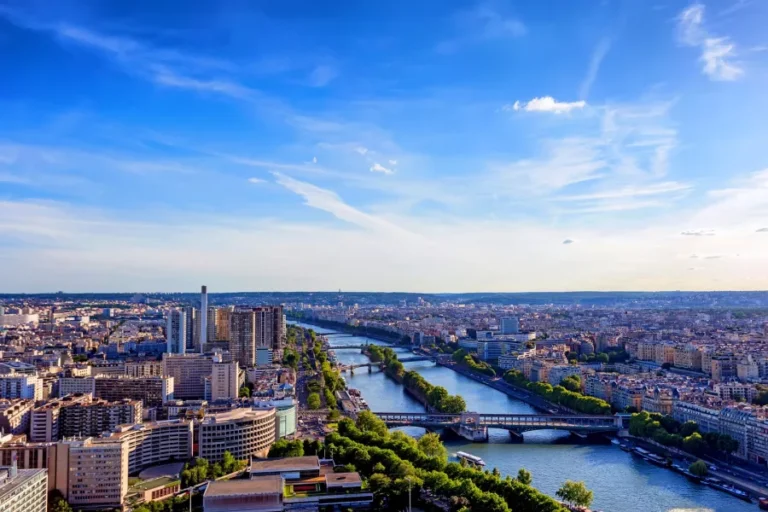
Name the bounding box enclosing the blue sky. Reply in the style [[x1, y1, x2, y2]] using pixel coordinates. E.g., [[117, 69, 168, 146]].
[[1, 0, 767, 292]]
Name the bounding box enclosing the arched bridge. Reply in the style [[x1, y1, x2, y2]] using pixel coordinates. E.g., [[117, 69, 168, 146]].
[[373, 412, 621, 435]]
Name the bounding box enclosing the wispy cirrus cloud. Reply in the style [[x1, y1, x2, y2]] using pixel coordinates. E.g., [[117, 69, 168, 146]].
[[0, 6, 258, 101], [677, 3, 744, 81], [436, 3, 526, 54], [579, 38, 612, 100], [506, 97, 587, 114], [271, 173, 414, 236]]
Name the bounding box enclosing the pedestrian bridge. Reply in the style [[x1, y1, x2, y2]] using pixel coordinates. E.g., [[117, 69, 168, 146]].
[[373, 412, 621, 435]]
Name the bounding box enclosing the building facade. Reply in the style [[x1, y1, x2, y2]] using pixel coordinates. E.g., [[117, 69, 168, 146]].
[[66, 438, 128, 509], [0, 466, 47, 512], [197, 408, 276, 462], [162, 353, 214, 400], [166, 309, 187, 355]]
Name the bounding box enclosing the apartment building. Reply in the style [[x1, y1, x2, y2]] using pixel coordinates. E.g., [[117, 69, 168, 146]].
[[57, 377, 96, 398], [105, 419, 193, 473], [94, 375, 174, 407], [31, 396, 140, 441], [255, 306, 286, 351], [0, 466, 47, 512], [674, 344, 703, 371], [711, 354, 738, 383], [210, 360, 240, 401], [654, 344, 675, 365], [547, 365, 581, 387], [162, 353, 214, 400], [230, 309, 256, 368], [713, 382, 758, 402], [197, 408, 276, 462], [0, 400, 34, 436], [611, 384, 644, 411], [0, 374, 42, 401], [641, 388, 674, 415], [0, 441, 69, 493], [125, 360, 164, 378], [66, 438, 128, 509]]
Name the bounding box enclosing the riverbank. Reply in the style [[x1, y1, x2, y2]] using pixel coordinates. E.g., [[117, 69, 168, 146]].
[[287, 315, 403, 344], [438, 361, 570, 414]]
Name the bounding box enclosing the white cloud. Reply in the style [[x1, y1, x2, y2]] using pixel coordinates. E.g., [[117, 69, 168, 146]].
[[355, 147, 369, 155], [701, 38, 744, 81], [308, 65, 338, 87], [677, 4, 744, 81], [388, 160, 398, 166], [312, 156, 318, 164], [247, 177, 265, 184], [272, 173, 411, 236], [507, 97, 587, 114], [436, 4, 526, 54], [370, 163, 394, 175]]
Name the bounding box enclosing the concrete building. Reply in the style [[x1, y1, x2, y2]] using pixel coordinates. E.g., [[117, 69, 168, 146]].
[[500, 316, 520, 335], [737, 355, 760, 382], [254, 398, 297, 438], [0, 400, 34, 436], [215, 307, 233, 341], [0, 441, 69, 493], [476, 340, 508, 362], [547, 365, 581, 387], [255, 306, 286, 351], [674, 344, 703, 371], [654, 344, 676, 365], [197, 408, 276, 462], [125, 361, 164, 378], [30, 394, 92, 443], [0, 466, 47, 512], [162, 353, 214, 400], [231, 309, 257, 367], [94, 376, 174, 407], [0, 313, 40, 327], [105, 419, 194, 473], [200, 286, 208, 352], [31, 396, 141, 441], [166, 309, 187, 355], [66, 438, 128, 509], [711, 355, 738, 382], [0, 374, 43, 401], [203, 456, 373, 511], [210, 360, 240, 401], [58, 377, 96, 398], [256, 347, 273, 367], [184, 306, 197, 351]]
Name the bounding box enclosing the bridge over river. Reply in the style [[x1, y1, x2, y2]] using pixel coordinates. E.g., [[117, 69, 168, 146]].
[[373, 411, 622, 442]]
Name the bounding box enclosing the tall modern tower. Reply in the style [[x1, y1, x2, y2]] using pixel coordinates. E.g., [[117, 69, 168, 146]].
[[166, 310, 187, 354], [184, 306, 196, 351], [200, 286, 208, 353], [230, 309, 256, 367]]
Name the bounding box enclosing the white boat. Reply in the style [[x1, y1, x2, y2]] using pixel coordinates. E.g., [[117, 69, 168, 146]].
[[456, 451, 486, 466]]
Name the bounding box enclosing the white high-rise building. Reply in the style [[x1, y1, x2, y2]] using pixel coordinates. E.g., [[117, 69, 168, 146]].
[[500, 317, 520, 335], [210, 360, 240, 401], [166, 310, 187, 354], [200, 286, 208, 353], [0, 465, 47, 512]]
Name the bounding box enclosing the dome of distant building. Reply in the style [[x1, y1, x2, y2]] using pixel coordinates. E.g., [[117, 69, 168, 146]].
[[579, 340, 595, 356]]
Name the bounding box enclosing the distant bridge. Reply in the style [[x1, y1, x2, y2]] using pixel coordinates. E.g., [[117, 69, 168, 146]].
[[324, 333, 356, 337], [373, 412, 621, 440], [398, 355, 434, 363], [331, 344, 369, 350]]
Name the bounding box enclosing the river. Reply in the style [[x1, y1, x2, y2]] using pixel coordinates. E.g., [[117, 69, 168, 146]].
[[293, 322, 754, 512]]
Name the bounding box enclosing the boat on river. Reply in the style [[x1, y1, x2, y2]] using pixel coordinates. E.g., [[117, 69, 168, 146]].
[[703, 478, 751, 502], [456, 451, 486, 466]]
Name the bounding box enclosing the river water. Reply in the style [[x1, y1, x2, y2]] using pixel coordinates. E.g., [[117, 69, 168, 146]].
[[294, 322, 754, 512]]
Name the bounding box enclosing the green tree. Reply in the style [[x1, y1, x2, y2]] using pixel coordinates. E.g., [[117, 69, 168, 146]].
[[269, 439, 305, 457], [517, 468, 533, 485], [440, 395, 467, 413], [238, 385, 251, 398], [688, 459, 708, 477], [307, 392, 321, 410], [356, 410, 390, 437], [683, 432, 707, 455], [556, 480, 593, 508], [417, 432, 448, 461], [679, 420, 699, 437], [48, 490, 73, 512], [595, 352, 610, 363]]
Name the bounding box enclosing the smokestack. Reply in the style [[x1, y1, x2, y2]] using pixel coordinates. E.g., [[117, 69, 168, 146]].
[[200, 286, 208, 353]]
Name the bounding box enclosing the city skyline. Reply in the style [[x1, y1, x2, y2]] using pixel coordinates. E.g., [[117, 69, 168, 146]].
[[1, 0, 768, 292]]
